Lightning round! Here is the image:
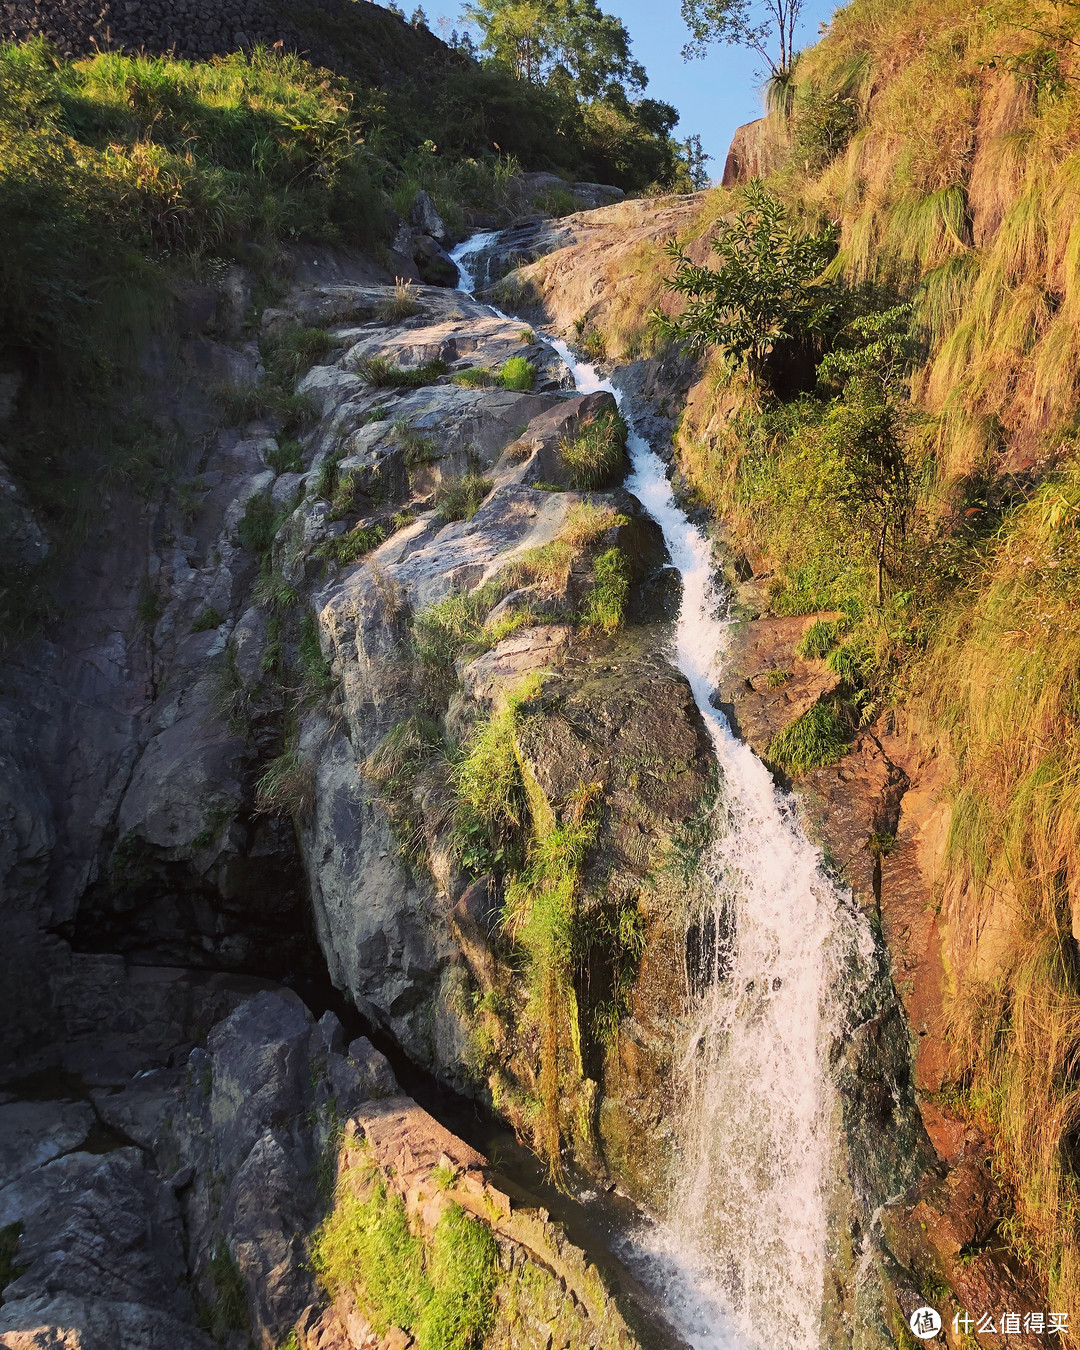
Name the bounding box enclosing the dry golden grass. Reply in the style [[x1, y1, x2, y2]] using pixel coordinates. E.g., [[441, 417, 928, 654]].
[[601, 0, 1080, 1312]]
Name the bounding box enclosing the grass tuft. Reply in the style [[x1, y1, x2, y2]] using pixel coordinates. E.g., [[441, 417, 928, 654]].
[[765, 702, 848, 775], [377, 278, 420, 322], [498, 356, 535, 391], [558, 408, 627, 490], [436, 473, 493, 522], [355, 356, 448, 388]]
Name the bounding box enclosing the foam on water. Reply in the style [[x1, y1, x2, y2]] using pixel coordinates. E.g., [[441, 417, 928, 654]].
[[450, 235, 865, 1350]]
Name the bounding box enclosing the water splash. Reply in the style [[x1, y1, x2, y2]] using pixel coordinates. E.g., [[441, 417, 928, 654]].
[[450, 236, 866, 1350]]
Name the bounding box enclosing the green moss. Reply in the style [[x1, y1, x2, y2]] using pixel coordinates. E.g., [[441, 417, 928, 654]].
[[765, 702, 848, 775], [313, 1147, 499, 1350], [314, 1170, 429, 1334], [236, 490, 285, 557], [418, 1205, 499, 1350]]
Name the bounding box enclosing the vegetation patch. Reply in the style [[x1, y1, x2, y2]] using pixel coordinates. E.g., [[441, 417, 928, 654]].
[[365, 714, 446, 866], [377, 279, 420, 322], [355, 356, 448, 388], [435, 473, 493, 522], [585, 548, 630, 633], [451, 367, 495, 388], [254, 748, 315, 820], [558, 408, 627, 490], [312, 1146, 498, 1350], [498, 357, 535, 391], [765, 702, 848, 775]]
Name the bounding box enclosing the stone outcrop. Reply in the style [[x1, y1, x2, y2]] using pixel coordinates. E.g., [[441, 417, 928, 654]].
[[720, 116, 789, 186], [1, 987, 669, 1350]]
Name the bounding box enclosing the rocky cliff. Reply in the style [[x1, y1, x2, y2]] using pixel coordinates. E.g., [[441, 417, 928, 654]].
[[0, 221, 716, 1346]]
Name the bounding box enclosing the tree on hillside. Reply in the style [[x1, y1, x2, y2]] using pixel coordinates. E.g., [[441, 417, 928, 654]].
[[681, 0, 804, 78], [463, 0, 646, 102], [658, 181, 844, 381]]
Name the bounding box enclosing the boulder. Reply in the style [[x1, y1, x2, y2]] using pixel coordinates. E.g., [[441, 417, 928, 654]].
[[407, 190, 448, 244], [411, 234, 459, 288]]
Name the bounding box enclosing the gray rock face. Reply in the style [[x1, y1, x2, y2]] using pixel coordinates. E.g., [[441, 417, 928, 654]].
[[0, 1102, 95, 1190], [408, 189, 448, 244]]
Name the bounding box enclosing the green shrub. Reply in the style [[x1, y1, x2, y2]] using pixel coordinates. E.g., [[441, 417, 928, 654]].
[[585, 547, 630, 632], [499, 357, 535, 391], [558, 408, 627, 489], [765, 702, 848, 774], [660, 181, 846, 377], [355, 356, 448, 388], [436, 473, 493, 522]]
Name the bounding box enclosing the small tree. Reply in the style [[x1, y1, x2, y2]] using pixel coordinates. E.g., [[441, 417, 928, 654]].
[[816, 306, 918, 605], [681, 0, 804, 78], [658, 180, 845, 386], [463, 0, 646, 100]]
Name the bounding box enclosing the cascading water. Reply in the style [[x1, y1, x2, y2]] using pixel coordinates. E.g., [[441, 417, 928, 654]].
[[451, 235, 875, 1350]]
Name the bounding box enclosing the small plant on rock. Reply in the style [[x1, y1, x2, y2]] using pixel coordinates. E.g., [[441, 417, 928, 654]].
[[498, 357, 535, 391], [558, 408, 627, 489], [191, 606, 224, 633], [797, 619, 840, 660], [765, 701, 848, 774], [436, 472, 493, 522], [585, 547, 630, 632], [377, 278, 420, 322], [267, 437, 305, 475], [451, 366, 495, 388], [355, 356, 448, 388], [255, 749, 316, 819]]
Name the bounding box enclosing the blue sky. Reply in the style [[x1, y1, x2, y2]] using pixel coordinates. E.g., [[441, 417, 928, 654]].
[[435, 0, 840, 180]]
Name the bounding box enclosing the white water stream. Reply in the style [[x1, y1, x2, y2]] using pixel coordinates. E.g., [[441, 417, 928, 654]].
[[451, 235, 872, 1350]]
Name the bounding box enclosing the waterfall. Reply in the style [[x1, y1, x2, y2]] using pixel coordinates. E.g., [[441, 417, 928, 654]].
[[450, 236, 874, 1350]]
